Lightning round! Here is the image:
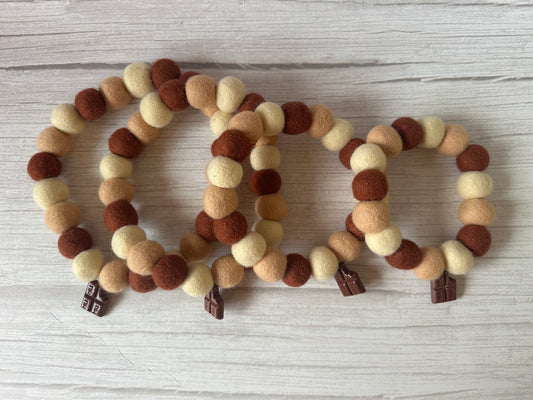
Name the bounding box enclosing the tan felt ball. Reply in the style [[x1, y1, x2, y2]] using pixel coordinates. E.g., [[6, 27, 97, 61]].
[[456, 171, 493, 199], [111, 225, 147, 259], [140, 92, 174, 128], [441, 240, 474, 275], [129, 271, 157, 293], [437, 124, 470, 157], [50, 103, 86, 135], [203, 185, 239, 219], [109, 128, 143, 159], [98, 260, 129, 293], [255, 193, 288, 221], [58, 227, 93, 259], [458, 198, 495, 226], [100, 154, 133, 180], [123, 62, 154, 98], [185, 75, 217, 111], [321, 118, 354, 152], [213, 211, 248, 245], [418, 116, 446, 149], [239, 93, 265, 112], [181, 263, 214, 297], [308, 104, 334, 138], [103, 200, 138, 232], [328, 230, 361, 262], [37, 126, 73, 157], [253, 248, 287, 282], [339, 138, 365, 169], [33, 178, 70, 210], [195, 210, 216, 241], [282, 102, 312, 135], [365, 223, 402, 256], [256, 135, 279, 146], [252, 219, 283, 248], [210, 111, 234, 137], [206, 156, 243, 188], [150, 58, 181, 89], [228, 111, 264, 143], [74, 88, 106, 120], [152, 255, 188, 290], [216, 76, 246, 113], [232, 232, 267, 267], [72, 249, 105, 282], [211, 130, 251, 162], [179, 232, 211, 262], [99, 76, 131, 110], [127, 240, 165, 276], [127, 113, 160, 144], [352, 200, 390, 234], [366, 125, 402, 159], [211, 255, 244, 288], [255, 102, 285, 137], [309, 246, 338, 281], [412, 246, 446, 281], [350, 143, 387, 175], [99, 178, 135, 206], [250, 145, 281, 170], [283, 253, 311, 287], [44, 201, 82, 234], [27, 152, 62, 181]]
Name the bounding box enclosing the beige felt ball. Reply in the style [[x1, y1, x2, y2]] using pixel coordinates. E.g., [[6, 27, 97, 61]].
[[456, 171, 493, 199], [365, 223, 402, 256], [216, 76, 246, 113], [307, 104, 334, 138], [417, 116, 445, 149], [123, 62, 154, 98], [253, 248, 287, 282], [328, 230, 361, 262], [210, 111, 234, 137], [50, 103, 86, 135], [321, 118, 354, 152], [308, 246, 338, 281], [250, 145, 281, 170], [72, 248, 105, 282], [211, 255, 244, 288], [139, 92, 174, 128], [127, 239, 165, 275], [366, 125, 402, 159], [181, 263, 214, 297], [206, 156, 243, 188], [441, 240, 474, 275], [33, 177, 70, 210], [99, 76, 131, 110], [255, 193, 288, 221], [352, 200, 390, 233], [458, 198, 495, 226], [179, 232, 211, 262], [255, 102, 285, 136], [99, 154, 133, 180], [111, 225, 147, 259], [185, 75, 217, 110], [437, 124, 470, 157], [44, 201, 82, 234], [37, 126, 73, 157], [127, 113, 160, 144], [412, 246, 446, 281], [232, 232, 267, 267], [203, 185, 239, 219], [98, 178, 135, 206], [98, 259, 129, 293], [256, 135, 278, 146], [350, 143, 387, 175], [252, 219, 283, 248], [228, 111, 264, 143]]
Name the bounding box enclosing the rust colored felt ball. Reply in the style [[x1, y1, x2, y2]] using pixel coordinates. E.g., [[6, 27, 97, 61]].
[[103, 200, 138, 232], [456, 144, 490, 172], [158, 78, 188, 111], [128, 271, 157, 293], [249, 169, 282, 196], [152, 254, 188, 290], [108, 128, 143, 159], [57, 227, 93, 259], [339, 138, 365, 169], [239, 93, 265, 112], [282, 253, 311, 287], [391, 117, 424, 150], [352, 169, 388, 201], [345, 212, 365, 241], [195, 210, 216, 241], [211, 130, 252, 162], [74, 88, 106, 121], [27, 152, 62, 181], [150, 58, 181, 89], [213, 211, 248, 245], [281, 102, 311, 135], [385, 239, 422, 270], [457, 224, 492, 257]]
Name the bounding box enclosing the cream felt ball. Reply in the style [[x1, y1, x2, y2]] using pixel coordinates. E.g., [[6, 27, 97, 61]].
[[111, 225, 146, 259], [99, 154, 133, 180], [210, 111, 233, 137], [228, 111, 264, 143], [206, 156, 243, 188], [216, 76, 246, 113], [328, 230, 361, 262], [255, 102, 285, 136], [252, 219, 283, 248], [127, 113, 160, 144], [98, 260, 129, 293], [37, 126, 73, 157], [232, 232, 267, 267], [98, 178, 135, 206], [366, 125, 402, 158], [412, 246, 446, 281], [211, 255, 244, 288], [441, 240, 474, 275], [308, 246, 338, 281], [203, 185, 239, 219], [437, 124, 470, 157], [253, 248, 287, 282], [458, 198, 495, 226], [321, 118, 354, 152], [72, 248, 105, 281], [350, 143, 387, 175], [44, 201, 82, 234], [50, 103, 86, 135], [33, 177, 70, 210], [250, 145, 281, 170], [181, 263, 214, 297], [123, 62, 154, 99], [418, 116, 445, 149], [456, 171, 493, 199], [139, 92, 174, 128], [127, 240, 165, 275], [365, 223, 402, 256]]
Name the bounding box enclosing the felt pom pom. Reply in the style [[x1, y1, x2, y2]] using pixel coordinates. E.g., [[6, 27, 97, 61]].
[[99, 76, 131, 110], [253, 248, 287, 282], [308, 104, 334, 138], [339, 138, 365, 169], [308, 246, 338, 281], [239, 93, 265, 112], [252, 219, 284, 248], [27, 152, 62, 181], [103, 200, 138, 232], [72, 249, 105, 282], [437, 124, 470, 157], [458, 198, 495, 226], [321, 118, 354, 152], [75, 88, 106, 120], [185, 75, 217, 111], [232, 232, 267, 267], [211, 130, 251, 162], [129, 271, 157, 293], [181, 263, 214, 297], [417, 116, 446, 149], [441, 240, 474, 275], [412, 246, 446, 281], [249, 169, 282, 196], [281, 102, 311, 135], [385, 239, 422, 270], [255, 193, 288, 221], [209, 111, 234, 136], [352, 169, 388, 201], [456, 144, 490, 172], [158, 79, 189, 111], [216, 76, 246, 113], [345, 212, 365, 241], [228, 111, 264, 143], [123, 62, 154, 98], [255, 102, 285, 137], [150, 58, 181, 89], [44, 201, 82, 234], [206, 156, 244, 188], [391, 117, 423, 150], [111, 225, 146, 259], [179, 232, 211, 262], [203, 185, 239, 219], [250, 145, 281, 170], [33, 177, 70, 210], [127, 113, 160, 144], [37, 126, 73, 157], [365, 223, 402, 256], [352, 200, 390, 234], [51, 103, 86, 135], [213, 211, 248, 245], [152, 255, 188, 290], [350, 143, 387, 175], [99, 178, 134, 206], [256, 135, 279, 146], [139, 92, 174, 128], [456, 171, 493, 199], [99, 260, 129, 293], [58, 227, 93, 259], [109, 128, 143, 159], [99, 154, 133, 180], [212, 255, 244, 288], [456, 224, 491, 257], [328, 230, 361, 262], [195, 210, 216, 241], [127, 240, 165, 276], [283, 253, 311, 287], [366, 125, 402, 159]]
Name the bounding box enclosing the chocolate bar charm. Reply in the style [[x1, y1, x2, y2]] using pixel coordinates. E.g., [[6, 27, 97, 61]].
[[334, 262, 366, 297], [204, 285, 224, 320], [81, 280, 110, 317], [430, 271, 457, 304]]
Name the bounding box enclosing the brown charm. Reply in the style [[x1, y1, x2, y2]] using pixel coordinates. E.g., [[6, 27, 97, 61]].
[[204, 285, 224, 320], [81, 280, 110, 317], [334, 262, 366, 297], [430, 271, 457, 304]]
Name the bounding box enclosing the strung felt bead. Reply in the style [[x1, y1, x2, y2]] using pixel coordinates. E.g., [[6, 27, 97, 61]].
[[127, 113, 160, 144], [99, 178, 134, 206], [385, 239, 422, 270], [339, 138, 365, 170], [72, 248, 105, 282], [211, 255, 244, 288], [129, 271, 157, 293], [123, 62, 154, 98], [366, 125, 402, 159], [98, 260, 129, 293], [253, 248, 287, 282], [328, 230, 361, 262], [37, 126, 73, 157], [216, 76, 246, 114], [140, 92, 173, 128], [203, 185, 239, 219], [352, 200, 390, 234], [365, 223, 402, 256], [150, 58, 181, 89], [255, 102, 285, 137], [232, 232, 267, 267], [239, 93, 265, 112], [345, 212, 365, 241], [437, 124, 470, 157], [228, 111, 264, 143], [213, 211, 248, 245], [33, 178, 70, 209], [27, 152, 62, 181], [256, 135, 279, 146], [181, 263, 214, 297], [211, 130, 251, 162], [195, 211, 216, 241], [179, 232, 211, 262], [109, 128, 143, 159], [44, 201, 82, 234], [185, 75, 217, 111], [418, 116, 445, 149], [103, 200, 138, 232], [252, 219, 283, 248], [456, 171, 493, 199], [98, 76, 131, 110], [99, 154, 133, 180], [58, 227, 93, 259], [308, 246, 338, 281], [350, 143, 387, 175], [206, 156, 243, 188], [250, 145, 281, 170], [111, 225, 147, 259], [249, 169, 282, 196], [352, 169, 388, 201], [391, 117, 423, 150], [74, 88, 106, 121], [441, 240, 474, 275], [321, 118, 354, 152], [152, 254, 188, 290], [457, 224, 492, 257], [127, 240, 165, 275], [458, 198, 495, 226], [159, 79, 189, 112], [210, 111, 234, 136], [283, 253, 311, 287], [50, 103, 86, 135], [457, 144, 490, 172], [282, 102, 311, 135], [255, 193, 288, 221], [308, 104, 334, 138], [412, 246, 446, 281]]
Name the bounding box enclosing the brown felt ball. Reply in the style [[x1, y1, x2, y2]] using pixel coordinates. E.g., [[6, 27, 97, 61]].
[[211, 255, 244, 288], [391, 117, 424, 150], [128, 271, 157, 293], [281, 102, 311, 135], [456, 144, 490, 172], [345, 212, 365, 241], [103, 200, 138, 232], [127, 240, 165, 275], [308, 104, 334, 138], [99, 178, 135, 206], [339, 138, 365, 169], [37, 126, 73, 157], [457, 224, 492, 257], [352, 169, 388, 201], [195, 211, 216, 241], [98, 76, 131, 110], [203, 185, 239, 219], [58, 227, 93, 259], [44, 201, 82, 234], [211, 130, 251, 162], [152, 254, 188, 290], [282, 253, 311, 287], [352, 201, 390, 233], [366, 125, 403, 158], [239, 93, 265, 112], [158, 79, 188, 111], [108, 128, 143, 159], [255, 193, 288, 221], [227, 111, 264, 143], [27, 152, 62, 181], [74, 88, 106, 121], [385, 239, 422, 270], [179, 232, 211, 262], [150, 58, 181, 89], [213, 211, 248, 245], [249, 169, 282, 196]]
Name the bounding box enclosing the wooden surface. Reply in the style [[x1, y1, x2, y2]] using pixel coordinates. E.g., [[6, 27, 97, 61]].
[[1, 1, 532, 399]]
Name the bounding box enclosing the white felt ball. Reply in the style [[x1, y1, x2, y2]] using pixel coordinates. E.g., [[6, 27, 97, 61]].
[[350, 143, 387, 175], [216, 76, 246, 113], [72, 249, 105, 282], [206, 156, 243, 188], [123, 62, 154, 98], [111, 225, 147, 259], [231, 232, 267, 267], [210, 110, 234, 136], [139, 92, 174, 128], [321, 118, 354, 152], [181, 263, 214, 297], [255, 102, 285, 136], [441, 240, 474, 275], [456, 171, 493, 199], [250, 145, 281, 170], [33, 178, 70, 210], [308, 246, 338, 281], [365, 223, 402, 256], [99, 154, 133, 180], [418, 116, 445, 149], [50, 103, 86, 135], [252, 219, 284, 248]]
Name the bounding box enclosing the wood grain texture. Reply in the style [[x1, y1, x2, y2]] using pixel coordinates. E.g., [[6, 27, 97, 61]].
[[1, 1, 532, 399]]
